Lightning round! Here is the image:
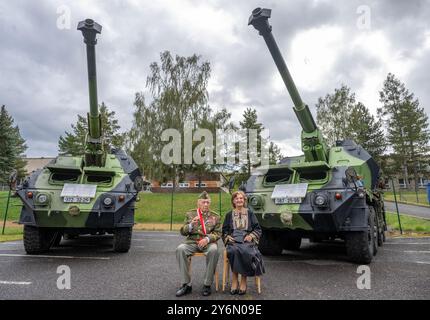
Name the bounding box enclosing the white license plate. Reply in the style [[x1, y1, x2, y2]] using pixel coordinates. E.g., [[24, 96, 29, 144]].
[[63, 196, 91, 203], [274, 197, 302, 204]]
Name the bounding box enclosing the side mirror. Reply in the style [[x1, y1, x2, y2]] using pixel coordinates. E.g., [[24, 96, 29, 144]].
[[134, 176, 144, 192]]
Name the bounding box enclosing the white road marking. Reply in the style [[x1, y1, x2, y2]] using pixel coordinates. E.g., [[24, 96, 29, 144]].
[[405, 251, 430, 254], [0, 280, 32, 285], [385, 242, 430, 245], [415, 261, 430, 265], [0, 254, 110, 260]]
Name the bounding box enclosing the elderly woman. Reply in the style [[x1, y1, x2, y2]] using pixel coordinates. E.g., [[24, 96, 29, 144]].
[[222, 191, 265, 295]]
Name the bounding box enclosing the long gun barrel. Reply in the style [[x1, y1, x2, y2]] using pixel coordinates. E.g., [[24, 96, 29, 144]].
[[249, 8, 328, 162], [78, 19, 104, 166]]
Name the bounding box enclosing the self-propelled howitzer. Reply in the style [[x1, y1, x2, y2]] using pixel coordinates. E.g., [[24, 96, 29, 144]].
[[245, 8, 386, 264], [16, 19, 144, 254]]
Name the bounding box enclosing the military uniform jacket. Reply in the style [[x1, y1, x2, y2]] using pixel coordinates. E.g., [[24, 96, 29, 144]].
[[180, 209, 222, 244]]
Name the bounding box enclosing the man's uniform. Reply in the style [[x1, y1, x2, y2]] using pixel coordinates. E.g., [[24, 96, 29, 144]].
[[176, 207, 222, 287]]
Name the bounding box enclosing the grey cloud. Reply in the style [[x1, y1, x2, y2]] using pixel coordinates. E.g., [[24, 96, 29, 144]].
[[1, 0, 429, 158]]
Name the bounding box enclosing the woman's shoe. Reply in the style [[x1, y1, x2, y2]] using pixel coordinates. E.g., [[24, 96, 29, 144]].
[[238, 288, 247, 295], [230, 288, 239, 295]]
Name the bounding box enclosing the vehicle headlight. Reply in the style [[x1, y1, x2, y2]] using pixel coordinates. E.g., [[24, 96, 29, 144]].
[[103, 196, 114, 207], [249, 195, 264, 209], [314, 193, 328, 207], [36, 193, 49, 205]]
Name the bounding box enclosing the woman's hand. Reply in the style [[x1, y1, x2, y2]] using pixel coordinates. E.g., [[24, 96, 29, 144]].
[[244, 235, 253, 242], [225, 235, 235, 244]]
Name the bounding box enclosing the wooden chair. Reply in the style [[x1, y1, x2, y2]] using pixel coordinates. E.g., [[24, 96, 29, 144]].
[[189, 252, 219, 291], [222, 249, 261, 294]]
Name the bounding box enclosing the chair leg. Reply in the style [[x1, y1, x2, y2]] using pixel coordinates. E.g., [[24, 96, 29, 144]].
[[256, 276, 261, 294], [222, 250, 228, 292]]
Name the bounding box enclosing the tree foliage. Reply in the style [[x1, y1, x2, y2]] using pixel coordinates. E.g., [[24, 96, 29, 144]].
[[127, 51, 214, 182], [316, 85, 386, 162], [58, 102, 125, 155], [378, 73, 430, 187], [0, 105, 27, 183]]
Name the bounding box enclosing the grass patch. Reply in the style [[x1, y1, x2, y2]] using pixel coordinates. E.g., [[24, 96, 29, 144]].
[[386, 211, 430, 233], [0, 224, 23, 242], [384, 191, 429, 207], [134, 192, 232, 224]]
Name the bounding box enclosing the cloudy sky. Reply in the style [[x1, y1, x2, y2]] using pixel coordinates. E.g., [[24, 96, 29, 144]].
[[1, 0, 429, 158]]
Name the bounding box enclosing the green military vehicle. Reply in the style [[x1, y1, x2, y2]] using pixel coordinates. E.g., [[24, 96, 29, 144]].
[[16, 19, 143, 254], [246, 8, 386, 264]]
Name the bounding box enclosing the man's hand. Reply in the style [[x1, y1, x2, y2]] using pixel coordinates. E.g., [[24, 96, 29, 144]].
[[197, 238, 209, 249], [244, 235, 253, 242], [191, 216, 200, 226]]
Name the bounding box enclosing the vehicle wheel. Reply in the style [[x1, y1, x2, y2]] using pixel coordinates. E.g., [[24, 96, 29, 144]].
[[370, 207, 378, 255], [52, 232, 63, 247], [282, 236, 302, 250], [113, 227, 132, 253], [258, 230, 282, 256], [23, 225, 54, 254], [375, 212, 384, 247], [345, 208, 375, 264]]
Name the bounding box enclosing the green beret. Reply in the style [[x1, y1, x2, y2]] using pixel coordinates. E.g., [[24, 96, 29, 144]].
[[198, 191, 210, 200]]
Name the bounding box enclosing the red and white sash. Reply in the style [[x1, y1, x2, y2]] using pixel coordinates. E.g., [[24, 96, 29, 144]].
[[197, 208, 207, 235]]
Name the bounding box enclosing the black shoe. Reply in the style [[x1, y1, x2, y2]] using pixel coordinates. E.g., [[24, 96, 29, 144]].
[[202, 285, 211, 296], [230, 288, 239, 295], [176, 284, 192, 297], [238, 287, 247, 295]]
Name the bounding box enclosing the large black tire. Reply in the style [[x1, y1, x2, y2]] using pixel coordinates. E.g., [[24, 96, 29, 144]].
[[282, 236, 302, 251], [375, 210, 384, 247], [258, 230, 283, 256], [345, 208, 375, 264], [370, 207, 378, 255], [113, 227, 132, 253], [52, 232, 63, 247], [23, 225, 55, 254]]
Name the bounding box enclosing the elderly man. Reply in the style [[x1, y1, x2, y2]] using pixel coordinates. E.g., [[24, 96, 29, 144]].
[[175, 191, 221, 297]]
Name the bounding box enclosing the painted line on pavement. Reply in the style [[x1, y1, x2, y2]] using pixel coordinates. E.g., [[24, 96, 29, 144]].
[[385, 242, 430, 245], [404, 250, 430, 253], [0, 280, 32, 285], [415, 261, 430, 265], [0, 254, 110, 260]]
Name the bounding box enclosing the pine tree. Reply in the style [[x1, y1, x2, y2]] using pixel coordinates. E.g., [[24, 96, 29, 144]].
[[0, 105, 27, 183], [378, 73, 430, 190], [58, 102, 125, 155], [349, 102, 386, 163], [239, 108, 264, 178], [269, 141, 284, 165]]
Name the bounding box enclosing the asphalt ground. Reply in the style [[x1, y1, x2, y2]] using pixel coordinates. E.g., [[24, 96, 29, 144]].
[[385, 201, 430, 219], [0, 231, 429, 300]]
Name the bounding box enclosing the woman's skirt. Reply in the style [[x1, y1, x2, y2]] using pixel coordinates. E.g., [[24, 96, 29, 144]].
[[226, 242, 265, 276]]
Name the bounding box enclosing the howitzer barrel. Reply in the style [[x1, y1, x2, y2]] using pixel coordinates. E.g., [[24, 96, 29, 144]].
[[248, 8, 317, 133], [78, 19, 102, 139]]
